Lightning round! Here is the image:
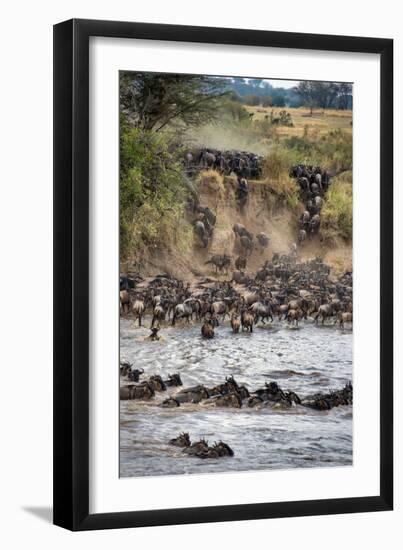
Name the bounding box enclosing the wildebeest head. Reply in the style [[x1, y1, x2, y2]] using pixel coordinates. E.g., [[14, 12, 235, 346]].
[[127, 367, 144, 382], [120, 361, 133, 377], [167, 373, 183, 386]]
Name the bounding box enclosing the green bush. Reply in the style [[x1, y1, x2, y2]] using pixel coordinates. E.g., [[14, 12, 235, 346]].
[[120, 127, 190, 260], [321, 171, 352, 242]]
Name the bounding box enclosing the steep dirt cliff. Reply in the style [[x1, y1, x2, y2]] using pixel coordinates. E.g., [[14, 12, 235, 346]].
[[121, 171, 352, 279]]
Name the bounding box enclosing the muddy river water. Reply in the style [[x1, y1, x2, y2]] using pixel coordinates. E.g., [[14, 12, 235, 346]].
[[120, 318, 352, 478]]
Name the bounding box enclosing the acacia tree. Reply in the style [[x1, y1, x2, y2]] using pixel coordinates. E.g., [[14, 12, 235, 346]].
[[120, 72, 229, 132], [312, 82, 340, 109]]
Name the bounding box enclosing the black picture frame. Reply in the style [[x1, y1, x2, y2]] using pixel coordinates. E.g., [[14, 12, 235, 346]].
[[53, 18, 393, 531]]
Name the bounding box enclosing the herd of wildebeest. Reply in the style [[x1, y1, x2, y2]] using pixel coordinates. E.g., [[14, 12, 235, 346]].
[[120, 361, 353, 459], [120, 246, 353, 337], [120, 365, 353, 412], [291, 164, 331, 245], [120, 159, 352, 460], [184, 147, 262, 179], [192, 161, 331, 253]]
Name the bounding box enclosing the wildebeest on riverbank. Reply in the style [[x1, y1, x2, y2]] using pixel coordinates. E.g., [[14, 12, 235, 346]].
[[185, 147, 263, 179], [119, 250, 352, 341]]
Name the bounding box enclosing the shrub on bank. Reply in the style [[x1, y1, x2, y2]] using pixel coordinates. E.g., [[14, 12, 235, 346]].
[[120, 126, 190, 260], [321, 171, 353, 243]]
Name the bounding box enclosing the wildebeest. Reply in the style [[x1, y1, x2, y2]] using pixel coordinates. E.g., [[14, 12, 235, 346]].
[[314, 303, 335, 324], [127, 367, 144, 382], [235, 255, 247, 270], [314, 195, 323, 209], [204, 392, 242, 408], [120, 275, 135, 291], [183, 439, 209, 455], [277, 303, 289, 320], [164, 373, 183, 387], [302, 382, 353, 410], [241, 309, 254, 332], [205, 254, 231, 274], [160, 397, 180, 408], [132, 297, 145, 326], [250, 301, 273, 324], [255, 267, 270, 282], [210, 441, 234, 457], [198, 150, 216, 168], [248, 395, 264, 407], [239, 235, 254, 256], [242, 291, 259, 306], [120, 381, 155, 401], [309, 214, 321, 234], [172, 302, 193, 326], [230, 312, 241, 333], [201, 319, 215, 338], [194, 220, 209, 247], [233, 223, 253, 241], [119, 360, 133, 377], [147, 326, 161, 341], [170, 432, 191, 447], [148, 374, 167, 392], [298, 229, 306, 245], [256, 232, 270, 253], [120, 290, 131, 315], [175, 385, 210, 404], [197, 206, 216, 227], [287, 307, 303, 326], [230, 270, 243, 284], [151, 303, 166, 328], [184, 152, 194, 175], [336, 311, 353, 329], [300, 210, 310, 228], [210, 300, 228, 319]]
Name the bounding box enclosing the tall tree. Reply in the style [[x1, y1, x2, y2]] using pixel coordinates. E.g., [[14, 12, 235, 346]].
[[120, 72, 229, 132], [295, 81, 319, 114], [338, 83, 353, 109], [295, 81, 349, 112]]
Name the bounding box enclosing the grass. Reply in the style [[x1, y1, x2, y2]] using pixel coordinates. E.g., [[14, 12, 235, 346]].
[[196, 169, 226, 199], [245, 105, 352, 138], [321, 171, 353, 243]]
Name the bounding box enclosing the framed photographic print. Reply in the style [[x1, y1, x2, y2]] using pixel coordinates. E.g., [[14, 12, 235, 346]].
[[53, 19, 393, 530]]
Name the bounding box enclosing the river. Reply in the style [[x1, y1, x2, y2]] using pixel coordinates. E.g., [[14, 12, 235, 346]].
[[120, 317, 352, 477]]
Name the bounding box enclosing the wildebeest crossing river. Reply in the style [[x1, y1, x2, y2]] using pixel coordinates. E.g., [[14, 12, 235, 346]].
[[120, 318, 352, 477]]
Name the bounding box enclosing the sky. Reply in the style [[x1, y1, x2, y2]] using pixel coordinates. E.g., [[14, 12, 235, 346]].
[[265, 79, 299, 89]]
